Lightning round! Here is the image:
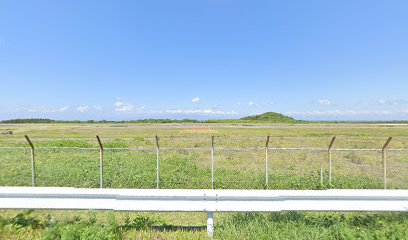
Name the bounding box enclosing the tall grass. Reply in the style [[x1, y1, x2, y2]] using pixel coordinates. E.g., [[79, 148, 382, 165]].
[[217, 212, 408, 240], [1, 211, 407, 239]]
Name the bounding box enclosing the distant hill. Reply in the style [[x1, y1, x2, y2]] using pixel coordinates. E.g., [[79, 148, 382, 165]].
[[204, 112, 300, 124], [240, 112, 297, 123]]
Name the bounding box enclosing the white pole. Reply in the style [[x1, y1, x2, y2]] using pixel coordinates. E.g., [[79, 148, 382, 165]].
[[207, 212, 214, 237]]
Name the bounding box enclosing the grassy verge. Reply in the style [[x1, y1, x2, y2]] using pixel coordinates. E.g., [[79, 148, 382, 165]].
[[217, 212, 408, 240], [1, 211, 407, 239]]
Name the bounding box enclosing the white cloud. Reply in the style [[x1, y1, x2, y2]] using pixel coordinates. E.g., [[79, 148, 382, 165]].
[[115, 105, 134, 112], [93, 105, 103, 111], [165, 109, 238, 115], [77, 106, 90, 113], [114, 100, 125, 107], [75, 105, 103, 112], [114, 99, 134, 112], [319, 99, 331, 106], [376, 99, 405, 106], [248, 101, 260, 107], [29, 106, 69, 113], [192, 97, 200, 103], [114, 99, 146, 113], [58, 106, 69, 112], [378, 99, 387, 105]]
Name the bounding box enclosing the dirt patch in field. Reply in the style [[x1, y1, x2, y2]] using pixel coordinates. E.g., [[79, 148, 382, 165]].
[[181, 127, 218, 134]]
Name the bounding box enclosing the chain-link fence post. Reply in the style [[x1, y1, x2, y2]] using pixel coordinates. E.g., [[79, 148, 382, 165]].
[[328, 136, 336, 186], [156, 135, 160, 189], [382, 137, 392, 189], [24, 135, 35, 187], [96, 135, 104, 188], [265, 136, 270, 189], [211, 136, 215, 190]]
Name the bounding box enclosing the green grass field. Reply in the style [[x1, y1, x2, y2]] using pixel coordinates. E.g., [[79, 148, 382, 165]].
[[1, 123, 408, 239]]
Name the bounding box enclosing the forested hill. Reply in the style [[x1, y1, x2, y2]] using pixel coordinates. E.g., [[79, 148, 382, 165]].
[[239, 112, 298, 123]]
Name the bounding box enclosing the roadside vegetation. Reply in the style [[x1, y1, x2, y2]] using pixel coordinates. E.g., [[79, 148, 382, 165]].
[[1, 210, 407, 239]]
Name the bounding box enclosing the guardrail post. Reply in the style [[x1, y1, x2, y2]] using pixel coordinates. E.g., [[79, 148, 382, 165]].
[[382, 137, 392, 189], [96, 135, 104, 188], [211, 136, 215, 190], [265, 136, 270, 189], [156, 135, 160, 189], [207, 212, 214, 237], [24, 135, 35, 187], [328, 136, 336, 186]]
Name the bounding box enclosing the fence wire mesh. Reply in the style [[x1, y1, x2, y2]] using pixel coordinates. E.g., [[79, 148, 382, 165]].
[[387, 150, 408, 189], [0, 136, 407, 189], [268, 149, 327, 190], [331, 149, 383, 189], [35, 148, 100, 188], [214, 148, 265, 189], [160, 149, 212, 189], [103, 149, 156, 188], [0, 148, 31, 186]]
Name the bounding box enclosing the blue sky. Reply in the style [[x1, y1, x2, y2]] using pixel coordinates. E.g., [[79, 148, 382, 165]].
[[1, 0, 407, 121]]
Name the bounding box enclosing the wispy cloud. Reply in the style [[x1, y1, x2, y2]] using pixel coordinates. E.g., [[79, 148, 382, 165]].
[[114, 99, 145, 113], [59, 106, 69, 112], [115, 105, 134, 112], [248, 101, 255, 106], [114, 100, 124, 107], [319, 99, 331, 106], [76, 106, 89, 113], [93, 105, 103, 111], [376, 99, 406, 106], [114, 99, 134, 112], [192, 97, 200, 103]]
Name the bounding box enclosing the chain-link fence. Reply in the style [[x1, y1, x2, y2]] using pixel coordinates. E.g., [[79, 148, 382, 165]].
[[0, 136, 407, 189], [268, 149, 327, 190], [387, 149, 408, 189], [0, 148, 31, 186], [35, 148, 100, 188]]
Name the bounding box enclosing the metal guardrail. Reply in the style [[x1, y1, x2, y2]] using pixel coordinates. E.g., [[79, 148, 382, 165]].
[[1, 187, 407, 237]]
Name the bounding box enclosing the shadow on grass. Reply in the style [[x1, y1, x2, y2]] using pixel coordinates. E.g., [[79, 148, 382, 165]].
[[145, 225, 206, 232]]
